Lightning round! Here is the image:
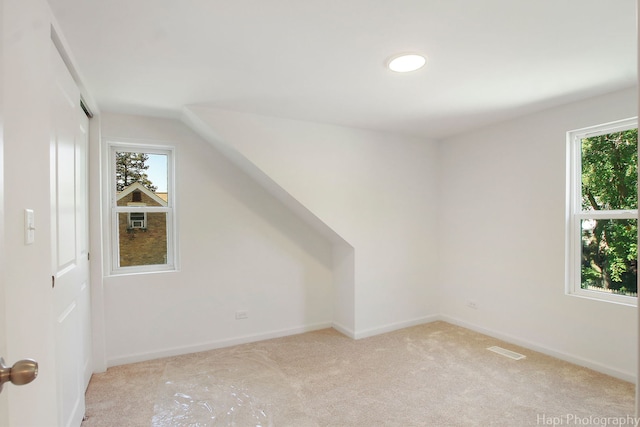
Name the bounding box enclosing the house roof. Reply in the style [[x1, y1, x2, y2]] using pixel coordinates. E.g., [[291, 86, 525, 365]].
[[116, 182, 168, 207], [47, 1, 636, 140]]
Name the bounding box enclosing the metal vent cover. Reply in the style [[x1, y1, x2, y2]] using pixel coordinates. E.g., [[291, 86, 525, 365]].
[[487, 346, 526, 360]]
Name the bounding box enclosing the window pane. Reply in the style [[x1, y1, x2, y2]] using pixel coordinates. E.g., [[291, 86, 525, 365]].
[[581, 218, 637, 296], [118, 212, 168, 267], [581, 129, 637, 211], [115, 152, 169, 202]]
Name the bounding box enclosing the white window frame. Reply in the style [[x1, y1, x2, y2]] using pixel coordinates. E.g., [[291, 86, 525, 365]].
[[107, 141, 177, 275], [566, 117, 638, 306]]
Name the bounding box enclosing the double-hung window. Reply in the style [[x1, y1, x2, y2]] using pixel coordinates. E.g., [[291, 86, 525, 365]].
[[566, 118, 638, 305], [109, 142, 176, 274]]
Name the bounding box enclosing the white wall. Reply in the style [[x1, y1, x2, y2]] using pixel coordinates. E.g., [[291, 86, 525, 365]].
[[99, 112, 334, 365], [185, 107, 441, 337], [438, 87, 638, 381]]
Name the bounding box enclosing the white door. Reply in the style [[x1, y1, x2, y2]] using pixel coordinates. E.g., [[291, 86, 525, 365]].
[[50, 42, 91, 427], [0, 0, 7, 420], [0, 131, 7, 424], [0, 296, 6, 426], [0, 295, 6, 426]]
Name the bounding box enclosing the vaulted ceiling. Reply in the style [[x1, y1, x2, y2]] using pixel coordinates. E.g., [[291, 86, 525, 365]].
[[47, 0, 637, 139]]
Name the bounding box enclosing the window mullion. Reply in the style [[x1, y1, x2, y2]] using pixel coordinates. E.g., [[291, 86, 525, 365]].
[[575, 210, 638, 220], [114, 206, 171, 213]]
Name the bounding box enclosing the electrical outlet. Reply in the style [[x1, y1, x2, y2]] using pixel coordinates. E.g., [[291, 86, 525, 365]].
[[235, 310, 248, 320], [467, 301, 478, 309]]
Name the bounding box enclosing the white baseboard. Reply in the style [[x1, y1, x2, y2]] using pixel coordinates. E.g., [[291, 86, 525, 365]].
[[107, 315, 636, 385], [438, 314, 636, 384], [331, 321, 355, 338], [107, 321, 333, 368], [107, 315, 437, 367], [352, 315, 441, 340]]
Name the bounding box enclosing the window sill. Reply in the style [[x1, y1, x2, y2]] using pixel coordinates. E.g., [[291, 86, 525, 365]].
[[566, 289, 637, 307], [108, 265, 179, 277]]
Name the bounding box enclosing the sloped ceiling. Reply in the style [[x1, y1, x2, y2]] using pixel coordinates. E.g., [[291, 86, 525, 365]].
[[48, 0, 636, 139]]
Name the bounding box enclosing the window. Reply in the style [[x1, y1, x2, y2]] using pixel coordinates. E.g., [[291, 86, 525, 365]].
[[131, 190, 142, 203], [109, 143, 176, 274], [566, 118, 638, 305], [128, 212, 147, 229]]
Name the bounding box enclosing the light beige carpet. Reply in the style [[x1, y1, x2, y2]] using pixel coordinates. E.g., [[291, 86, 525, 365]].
[[81, 321, 635, 426]]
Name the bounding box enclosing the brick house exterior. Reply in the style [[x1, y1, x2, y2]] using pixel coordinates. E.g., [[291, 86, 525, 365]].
[[116, 182, 168, 267]]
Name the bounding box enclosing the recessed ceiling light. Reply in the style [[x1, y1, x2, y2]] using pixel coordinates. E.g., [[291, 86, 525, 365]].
[[387, 54, 426, 73]]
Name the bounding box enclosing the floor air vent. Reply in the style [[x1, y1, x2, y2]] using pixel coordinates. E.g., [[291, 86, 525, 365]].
[[487, 346, 526, 360]]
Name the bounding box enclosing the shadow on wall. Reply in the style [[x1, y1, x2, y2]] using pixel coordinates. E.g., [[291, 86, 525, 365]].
[[182, 125, 334, 270]]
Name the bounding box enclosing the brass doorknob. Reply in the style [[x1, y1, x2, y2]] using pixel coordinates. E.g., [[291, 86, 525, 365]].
[[0, 357, 38, 393]]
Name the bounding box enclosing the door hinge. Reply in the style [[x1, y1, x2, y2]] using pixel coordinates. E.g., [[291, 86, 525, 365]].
[[87, 252, 90, 261], [51, 275, 55, 289]]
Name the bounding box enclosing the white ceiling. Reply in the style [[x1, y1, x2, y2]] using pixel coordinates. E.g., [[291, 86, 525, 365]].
[[47, 0, 637, 140]]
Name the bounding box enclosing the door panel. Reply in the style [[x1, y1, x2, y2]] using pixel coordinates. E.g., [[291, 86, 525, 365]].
[[0, 1, 7, 422], [51, 42, 91, 427]]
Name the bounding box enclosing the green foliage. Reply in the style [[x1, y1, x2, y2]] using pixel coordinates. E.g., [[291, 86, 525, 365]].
[[580, 129, 638, 295], [581, 129, 637, 211], [115, 152, 157, 192]]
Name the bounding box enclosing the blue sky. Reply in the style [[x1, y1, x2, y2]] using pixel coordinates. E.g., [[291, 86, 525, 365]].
[[146, 153, 168, 193]]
